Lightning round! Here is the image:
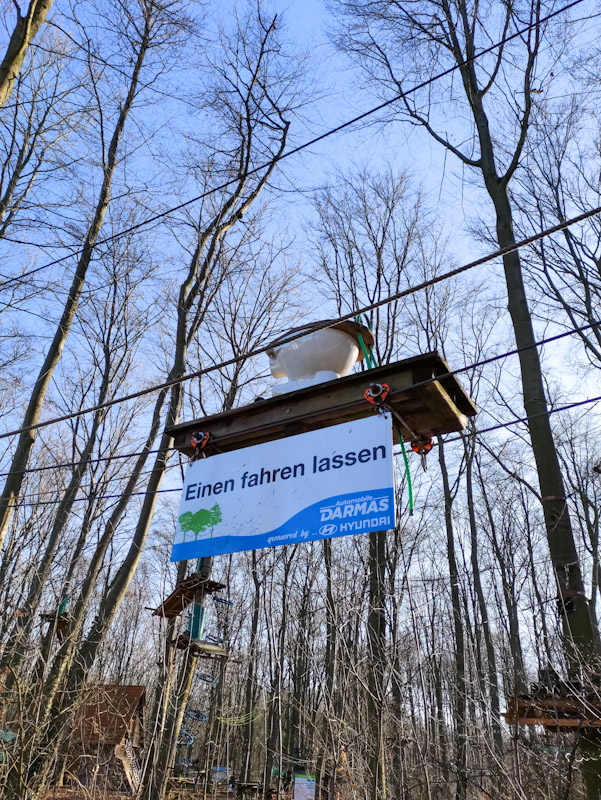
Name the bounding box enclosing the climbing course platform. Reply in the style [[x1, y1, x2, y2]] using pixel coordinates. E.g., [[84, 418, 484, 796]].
[[40, 612, 73, 641], [152, 574, 226, 619], [173, 635, 228, 658], [167, 351, 476, 457], [505, 690, 601, 729]]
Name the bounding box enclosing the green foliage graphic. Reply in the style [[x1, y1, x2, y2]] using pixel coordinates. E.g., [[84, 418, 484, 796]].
[[179, 504, 222, 541]]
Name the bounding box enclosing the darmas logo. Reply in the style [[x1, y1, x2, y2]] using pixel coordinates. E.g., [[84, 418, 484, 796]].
[[319, 523, 338, 536], [320, 497, 389, 521]]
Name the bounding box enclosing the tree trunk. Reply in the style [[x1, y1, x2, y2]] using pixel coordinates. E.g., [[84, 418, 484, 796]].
[[148, 557, 213, 800], [0, 0, 53, 108], [438, 439, 467, 800], [1, 362, 111, 680], [242, 552, 261, 782], [464, 435, 504, 769], [489, 181, 598, 661], [367, 529, 386, 800], [0, 8, 152, 552], [317, 538, 337, 800], [138, 559, 186, 800]]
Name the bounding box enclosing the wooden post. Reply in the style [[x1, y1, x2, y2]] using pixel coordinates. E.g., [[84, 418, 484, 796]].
[[141, 556, 214, 800]]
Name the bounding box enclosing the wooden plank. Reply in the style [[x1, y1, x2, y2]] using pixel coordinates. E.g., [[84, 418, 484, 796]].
[[506, 715, 601, 728], [505, 693, 601, 728], [511, 709, 601, 722], [194, 641, 228, 657], [513, 697, 601, 713], [167, 352, 476, 457], [390, 380, 468, 439], [174, 635, 229, 658], [152, 576, 226, 619]]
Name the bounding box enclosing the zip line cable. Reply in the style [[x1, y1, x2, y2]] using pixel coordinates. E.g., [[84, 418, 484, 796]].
[[7, 459, 184, 502], [7, 390, 601, 509], [0, 0, 586, 293], [0, 444, 178, 478], [11, 484, 182, 509], [397, 319, 601, 406], [1, 203, 600, 443], [444, 393, 601, 445], [3, 329, 601, 507]]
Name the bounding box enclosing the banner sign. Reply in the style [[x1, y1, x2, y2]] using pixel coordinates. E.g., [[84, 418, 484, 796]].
[[170, 413, 395, 562], [294, 774, 316, 800]]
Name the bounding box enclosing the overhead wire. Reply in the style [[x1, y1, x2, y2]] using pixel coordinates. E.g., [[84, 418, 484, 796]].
[[4, 327, 601, 509], [11, 484, 181, 509], [446, 394, 601, 444], [1, 313, 599, 479], [2, 204, 601, 444], [0, 444, 178, 478], [388, 393, 601, 456], [12, 396, 601, 509], [6, 458, 184, 502], [0, 0, 587, 293]]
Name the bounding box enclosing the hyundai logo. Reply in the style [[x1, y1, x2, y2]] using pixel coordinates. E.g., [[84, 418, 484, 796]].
[[319, 523, 338, 536]]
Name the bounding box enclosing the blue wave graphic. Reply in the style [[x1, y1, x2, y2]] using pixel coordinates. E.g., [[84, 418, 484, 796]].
[[171, 487, 395, 561]]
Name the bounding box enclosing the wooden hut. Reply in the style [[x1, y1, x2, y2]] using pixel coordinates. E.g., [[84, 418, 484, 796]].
[[65, 685, 145, 794]]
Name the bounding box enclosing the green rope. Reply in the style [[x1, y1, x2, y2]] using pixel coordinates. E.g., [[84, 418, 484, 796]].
[[357, 330, 377, 369], [356, 314, 378, 369], [393, 421, 414, 514], [355, 314, 413, 513], [366, 339, 378, 369]]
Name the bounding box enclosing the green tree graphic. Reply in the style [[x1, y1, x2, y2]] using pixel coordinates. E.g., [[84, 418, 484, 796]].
[[179, 504, 222, 541]]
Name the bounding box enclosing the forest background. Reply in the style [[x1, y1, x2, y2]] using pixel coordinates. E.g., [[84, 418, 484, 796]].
[[1, 0, 601, 799]]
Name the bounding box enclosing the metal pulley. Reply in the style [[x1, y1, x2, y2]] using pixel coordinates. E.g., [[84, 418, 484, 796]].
[[411, 437, 433, 472], [190, 431, 210, 458], [364, 382, 390, 406]]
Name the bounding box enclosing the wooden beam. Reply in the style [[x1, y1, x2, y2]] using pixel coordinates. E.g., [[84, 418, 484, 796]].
[[511, 696, 601, 713], [173, 635, 228, 658], [505, 692, 601, 728], [167, 352, 476, 457], [152, 575, 226, 619], [505, 715, 601, 728]]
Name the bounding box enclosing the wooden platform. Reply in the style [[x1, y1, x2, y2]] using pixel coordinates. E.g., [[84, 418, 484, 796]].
[[43, 792, 132, 800], [40, 612, 73, 641], [152, 575, 226, 619], [168, 790, 235, 800], [174, 634, 229, 658], [505, 692, 601, 729], [167, 352, 476, 457]]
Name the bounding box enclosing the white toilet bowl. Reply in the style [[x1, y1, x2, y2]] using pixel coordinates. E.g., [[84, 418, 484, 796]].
[[267, 321, 374, 396]]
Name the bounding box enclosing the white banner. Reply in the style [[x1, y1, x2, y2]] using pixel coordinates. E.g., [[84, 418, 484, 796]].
[[171, 413, 395, 562], [294, 774, 316, 800]]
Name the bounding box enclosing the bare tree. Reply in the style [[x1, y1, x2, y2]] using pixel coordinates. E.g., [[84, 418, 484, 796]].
[[0, 0, 185, 553], [329, 6, 601, 789], [0, 0, 53, 108], [512, 105, 601, 368], [15, 7, 303, 798]]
